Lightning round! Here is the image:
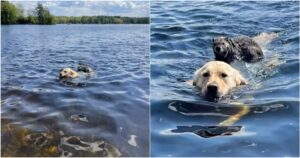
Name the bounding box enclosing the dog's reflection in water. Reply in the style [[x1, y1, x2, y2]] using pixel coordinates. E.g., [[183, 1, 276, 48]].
[[168, 101, 249, 138], [171, 125, 242, 138]]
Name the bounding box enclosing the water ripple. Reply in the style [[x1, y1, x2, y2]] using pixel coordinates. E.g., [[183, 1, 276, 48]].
[[1, 24, 149, 157]]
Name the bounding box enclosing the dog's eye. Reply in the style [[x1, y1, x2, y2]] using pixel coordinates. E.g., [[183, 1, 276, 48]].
[[221, 73, 227, 78], [203, 72, 209, 77], [64, 71, 67, 73]]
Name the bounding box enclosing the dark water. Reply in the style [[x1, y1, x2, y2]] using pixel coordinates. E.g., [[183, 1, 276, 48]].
[[1, 24, 149, 157], [151, 1, 299, 157]]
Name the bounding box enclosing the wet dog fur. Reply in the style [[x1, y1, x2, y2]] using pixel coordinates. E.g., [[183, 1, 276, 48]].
[[59, 65, 93, 79], [59, 68, 79, 79], [193, 61, 247, 102], [212, 36, 263, 64]]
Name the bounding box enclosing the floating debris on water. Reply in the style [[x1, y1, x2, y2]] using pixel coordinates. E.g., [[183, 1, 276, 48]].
[[59, 136, 121, 157], [128, 135, 137, 147], [254, 103, 287, 114], [70, 114, 88, 122]]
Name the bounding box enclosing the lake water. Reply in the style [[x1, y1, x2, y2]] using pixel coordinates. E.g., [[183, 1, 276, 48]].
[[151, 1, 299, 157], [1, 24, 149, 157]]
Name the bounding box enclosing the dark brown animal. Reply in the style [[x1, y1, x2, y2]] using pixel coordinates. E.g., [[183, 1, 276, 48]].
[[212, 36, 263, 64]]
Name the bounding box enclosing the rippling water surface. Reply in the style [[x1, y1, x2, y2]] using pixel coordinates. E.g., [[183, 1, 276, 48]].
[[151, 1, 299, 157], [1, 24, 149, 157]]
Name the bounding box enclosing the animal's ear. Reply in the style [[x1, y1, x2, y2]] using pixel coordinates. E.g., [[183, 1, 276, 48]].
[[193, 67, 204, 86], [212, 38, 215, 43], [234, 71, 247, 86]]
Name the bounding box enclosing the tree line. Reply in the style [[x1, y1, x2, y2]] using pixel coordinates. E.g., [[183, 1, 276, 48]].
[[1, 1, 149, 25], [55, 16, 149, 24]]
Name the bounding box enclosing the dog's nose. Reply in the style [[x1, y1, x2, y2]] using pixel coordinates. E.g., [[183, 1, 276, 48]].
[[205, 84, 219, 102], [207, 84, 218, 94]]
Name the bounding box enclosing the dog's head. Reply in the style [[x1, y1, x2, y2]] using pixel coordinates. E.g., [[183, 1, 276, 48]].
[[59, 68, 78, 79], [212, 37, 234, 63], [193, 61, 247, 102]]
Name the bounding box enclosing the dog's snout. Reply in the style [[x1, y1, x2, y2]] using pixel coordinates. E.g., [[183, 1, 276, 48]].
[[205, 83, 220, 102]]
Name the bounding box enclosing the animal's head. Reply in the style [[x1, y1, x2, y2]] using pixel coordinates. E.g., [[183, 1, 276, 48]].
[[77, 64, 93, 73], [212, 37, 234, 63], [193, 61, 247, 102], [59, 68, 78, 79]]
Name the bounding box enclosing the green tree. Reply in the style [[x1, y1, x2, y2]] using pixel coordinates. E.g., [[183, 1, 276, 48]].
[[35, 3, 55, 24], [27, 10, 37, 24], [44, 8, 55, 24], [16, 4, 26, 24], [1, 1, 18, 24], [35, 3, 45, 24]]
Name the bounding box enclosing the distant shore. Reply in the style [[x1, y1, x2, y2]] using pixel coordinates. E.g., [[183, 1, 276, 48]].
[[1, 1, 149, 25], [1, 16, 149, 25]]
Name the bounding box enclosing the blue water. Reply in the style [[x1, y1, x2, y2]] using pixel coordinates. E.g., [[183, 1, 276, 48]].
[[1, 24, 149, 157], [151, 1, 299, 157]]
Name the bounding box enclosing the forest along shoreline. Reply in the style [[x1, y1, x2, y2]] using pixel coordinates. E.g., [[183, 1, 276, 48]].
[[1, 1, 149, 25]]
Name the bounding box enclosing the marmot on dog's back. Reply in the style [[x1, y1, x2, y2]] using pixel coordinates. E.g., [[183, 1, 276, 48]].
[[212, 36, 264, 64]]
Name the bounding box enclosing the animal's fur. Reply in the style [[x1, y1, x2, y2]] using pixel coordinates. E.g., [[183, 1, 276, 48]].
[[193, 61, 247, 102], [212, 36, 263, 64], [59, 65, 93, 79], [77, 64, 93, 73], [252, 32, 278, 46], [59, 68, 79, 79]]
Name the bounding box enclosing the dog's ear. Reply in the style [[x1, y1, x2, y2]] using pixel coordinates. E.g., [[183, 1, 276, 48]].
[[192, 80, 196, 86], [193, 67, 204, 87], [234, 70, 247, 86], [212, 38, 215, 43]]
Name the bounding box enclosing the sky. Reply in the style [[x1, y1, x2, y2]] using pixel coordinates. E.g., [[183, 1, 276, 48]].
[[11, 1, 149, 17]]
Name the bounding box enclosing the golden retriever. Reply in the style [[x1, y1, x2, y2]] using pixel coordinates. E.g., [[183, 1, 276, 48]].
[[193, 61, 247, 102], [59, 68, 79, 79]]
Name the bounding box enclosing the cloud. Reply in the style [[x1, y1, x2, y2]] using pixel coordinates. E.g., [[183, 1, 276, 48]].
[[11, 1, 149, 17]]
